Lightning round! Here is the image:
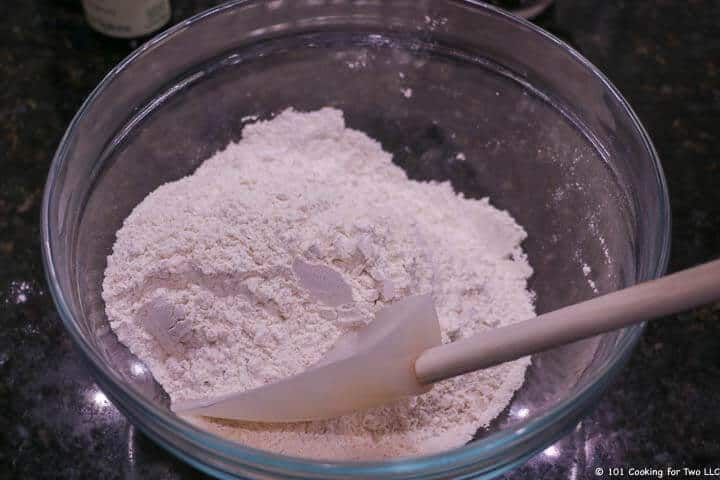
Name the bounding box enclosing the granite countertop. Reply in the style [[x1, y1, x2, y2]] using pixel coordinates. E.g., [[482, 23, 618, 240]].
[[1, 1, 719, 478]]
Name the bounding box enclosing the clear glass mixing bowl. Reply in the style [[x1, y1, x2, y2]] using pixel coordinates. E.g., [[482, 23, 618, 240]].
[[41, 1, 670, 478]]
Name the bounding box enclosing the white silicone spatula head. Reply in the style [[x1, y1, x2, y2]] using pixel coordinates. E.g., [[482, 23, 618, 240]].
[[172, 295, 442, 422]]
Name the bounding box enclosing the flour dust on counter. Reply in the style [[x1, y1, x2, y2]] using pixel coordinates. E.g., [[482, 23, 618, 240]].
[[102, 108, 535, 460]]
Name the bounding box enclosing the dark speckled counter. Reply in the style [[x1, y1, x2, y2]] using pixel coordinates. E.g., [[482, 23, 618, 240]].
[[1, 1, 719, 478]]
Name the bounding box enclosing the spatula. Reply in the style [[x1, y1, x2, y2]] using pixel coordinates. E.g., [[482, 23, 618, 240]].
[[172, 259, 720, 422]]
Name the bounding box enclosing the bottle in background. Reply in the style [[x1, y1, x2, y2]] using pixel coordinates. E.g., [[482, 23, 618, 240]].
[[81, 0, 171, 38]]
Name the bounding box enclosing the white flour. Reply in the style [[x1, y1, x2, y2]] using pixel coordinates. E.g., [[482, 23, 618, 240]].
[[102, 108, 535, 460]]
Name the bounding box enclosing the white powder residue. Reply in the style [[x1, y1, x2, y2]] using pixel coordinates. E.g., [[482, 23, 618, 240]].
[[581, 262, 598, 294], [342, 50, 368, 70], [102, 108, 535, 460], [598, 234, 612, 265]]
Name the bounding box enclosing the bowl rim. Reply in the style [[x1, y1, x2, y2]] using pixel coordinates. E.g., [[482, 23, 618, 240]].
[[41, 0, 671, 477]]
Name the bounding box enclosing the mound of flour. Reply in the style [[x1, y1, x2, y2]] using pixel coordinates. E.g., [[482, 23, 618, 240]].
[[102, 108, 535, 460]]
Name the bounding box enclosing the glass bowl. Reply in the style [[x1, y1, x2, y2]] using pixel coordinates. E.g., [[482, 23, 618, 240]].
[[41, 1, 670, 478]]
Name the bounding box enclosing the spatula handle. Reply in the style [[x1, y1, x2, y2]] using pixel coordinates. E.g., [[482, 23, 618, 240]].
[[415, 259, 720, 385]]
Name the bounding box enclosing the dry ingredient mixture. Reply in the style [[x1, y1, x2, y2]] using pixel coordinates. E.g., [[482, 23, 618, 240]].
[[102, 108, 535, 460]]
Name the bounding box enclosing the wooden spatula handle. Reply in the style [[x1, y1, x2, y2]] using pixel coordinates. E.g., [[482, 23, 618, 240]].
[[415, 259, 720, 385]]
